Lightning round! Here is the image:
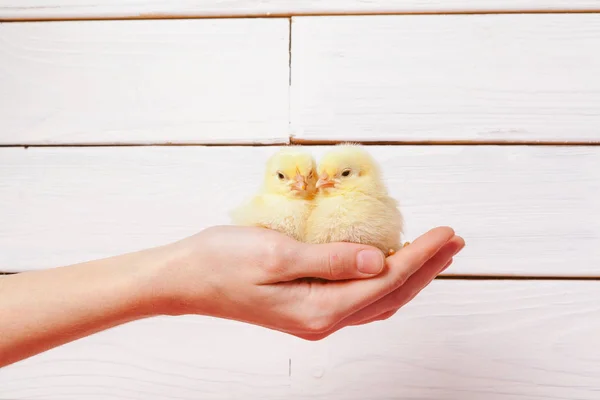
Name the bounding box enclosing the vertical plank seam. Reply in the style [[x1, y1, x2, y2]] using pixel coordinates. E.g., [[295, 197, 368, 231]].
[[288, 17, 293, 86], [287, 17, 293, 143]]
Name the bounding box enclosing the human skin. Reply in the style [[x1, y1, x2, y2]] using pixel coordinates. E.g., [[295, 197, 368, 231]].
[[0, 225, 464, 367]]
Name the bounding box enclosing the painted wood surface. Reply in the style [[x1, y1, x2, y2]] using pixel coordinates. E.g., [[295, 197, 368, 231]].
[[1, 280, 599, 399], [2, 1, 600, 20], [1, 145, 598, 276], [0, 19, 289, 145], [290, 14, 600, 143]]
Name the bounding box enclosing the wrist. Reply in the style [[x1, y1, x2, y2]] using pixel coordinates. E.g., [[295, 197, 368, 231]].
[[141, 239, 214, 318], [127, 244, 178, 318], [90, 246, 172, 322]]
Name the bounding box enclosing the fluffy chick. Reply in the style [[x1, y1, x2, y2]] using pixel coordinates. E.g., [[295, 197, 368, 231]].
[[305, 144, 405, 256], [230, 146, 317, 242]]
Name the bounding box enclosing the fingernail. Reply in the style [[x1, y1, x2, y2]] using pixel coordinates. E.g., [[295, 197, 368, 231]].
[[357, 250, 384, 274]]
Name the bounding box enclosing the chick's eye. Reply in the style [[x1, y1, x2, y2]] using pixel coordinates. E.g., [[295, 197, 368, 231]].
[[277, 172, 285, 180], [341, 169, 351, 177], [308, 171, 313, 178]]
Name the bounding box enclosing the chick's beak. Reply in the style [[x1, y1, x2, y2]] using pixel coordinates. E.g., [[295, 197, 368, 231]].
[[316, 174, 334, 189], [291, 174, 307, 191]]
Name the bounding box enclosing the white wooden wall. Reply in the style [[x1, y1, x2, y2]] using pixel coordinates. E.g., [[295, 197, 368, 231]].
[[1, 1, 600, 398]]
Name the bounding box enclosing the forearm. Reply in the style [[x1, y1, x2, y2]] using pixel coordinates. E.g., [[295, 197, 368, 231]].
[[0, 247, 166, 368]]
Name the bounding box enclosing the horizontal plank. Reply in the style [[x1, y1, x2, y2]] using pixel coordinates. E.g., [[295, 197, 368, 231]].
[[290, 281, 600, 400], [0, 314, 293, 399], [2, 1, 600, 20], [1, 281, 600, 399], [1, 145, 598, 276], [0, 19, 289, 145], [290, 14, 600, 143]]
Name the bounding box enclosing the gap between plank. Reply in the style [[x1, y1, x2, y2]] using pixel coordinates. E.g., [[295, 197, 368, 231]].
[[2, 9, 600, 22], [437, 275, 600, 280], [287, 17, 293, 130], [0, 143, 288, 148], [290, 139, 600, 146], [287, 17, 292, 87], [1, 141, 600, 148]]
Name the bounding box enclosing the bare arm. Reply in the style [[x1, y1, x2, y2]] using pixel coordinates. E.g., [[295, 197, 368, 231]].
[[0, 247, 164, 367]]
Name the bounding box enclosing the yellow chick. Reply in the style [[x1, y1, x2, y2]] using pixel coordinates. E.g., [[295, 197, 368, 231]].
[[305, 144, 405, 256], [230, 146, 317, 242]]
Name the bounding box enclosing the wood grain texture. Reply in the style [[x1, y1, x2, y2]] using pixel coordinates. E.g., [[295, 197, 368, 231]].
[[0, 19, 289, 145], [290, 14, 600, 143], [0, 315, 293, 399], [2, 1, 600, 20], [290, 280, 600, 400], [1, 281, 599, 399], [1, 145, 598, 276]]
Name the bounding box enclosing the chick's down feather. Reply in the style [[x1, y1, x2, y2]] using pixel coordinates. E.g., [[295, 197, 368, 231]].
[[230, 147, 317, 242], [306, 144, 405, 255]]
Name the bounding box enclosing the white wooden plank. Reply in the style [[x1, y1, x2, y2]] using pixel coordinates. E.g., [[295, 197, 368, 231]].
[[290, 281, 600, 400], [290, 14, 600, 143], [0, 19, 289, 145], [0, 315, 293, 399], [1, 281, 599, 399], [2, 1, 600, 20], [1, 146, 598, 276]]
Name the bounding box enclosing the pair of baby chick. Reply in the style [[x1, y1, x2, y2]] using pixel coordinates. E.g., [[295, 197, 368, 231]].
[[230, 144, 407, 257]]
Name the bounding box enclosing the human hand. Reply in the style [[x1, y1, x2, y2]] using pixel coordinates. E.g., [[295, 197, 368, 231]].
[[304, 231, 465, 340], [152, 225, 464, 340]]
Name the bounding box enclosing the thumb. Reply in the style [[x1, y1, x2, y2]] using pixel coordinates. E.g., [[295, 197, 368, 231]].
[[282, 242, 386, 281]]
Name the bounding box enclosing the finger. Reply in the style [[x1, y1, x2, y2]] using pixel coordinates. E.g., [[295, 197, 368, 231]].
[[319, 227, 457, 314], [349, 308, 399, 326], [285, 239, 463, 341], [286, 228, 458, 338], [276, 241, 386, 282], [440, 258, 454, 273], [388, 227, 457, 279], [348, 261, 456, 328], [347, 256, 456, 327], [340, 236, 465, 327], [291, 307, 399, 341]]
